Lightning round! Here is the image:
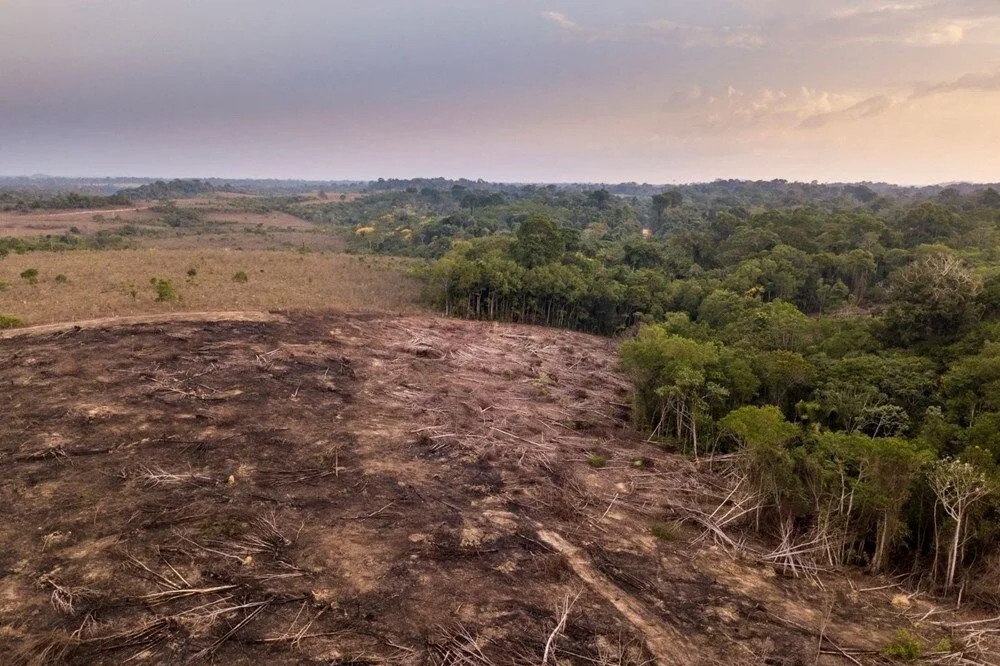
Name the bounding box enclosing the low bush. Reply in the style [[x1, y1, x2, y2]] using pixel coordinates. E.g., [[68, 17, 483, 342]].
[[150, 277, 177, 302], [883, 629, 922, 661], [20, 267, 39, 284], [0, 314, 23, 330]]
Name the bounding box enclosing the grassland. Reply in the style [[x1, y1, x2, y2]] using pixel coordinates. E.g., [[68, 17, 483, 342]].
[[0, 249, 422, 326]]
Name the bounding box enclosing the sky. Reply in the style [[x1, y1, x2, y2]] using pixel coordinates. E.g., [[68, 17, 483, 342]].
[[1, 0, 999, 184]]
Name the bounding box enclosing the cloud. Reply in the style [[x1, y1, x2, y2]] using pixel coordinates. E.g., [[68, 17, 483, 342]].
[[661, 85, 898, 134], [911, 68, 1000, 97], [539, 11, 582, 33], [641, 20, 763, 49], [736, 0, 1000, 47], [798, 94, 894, 128], [539, 10, 763, 49]]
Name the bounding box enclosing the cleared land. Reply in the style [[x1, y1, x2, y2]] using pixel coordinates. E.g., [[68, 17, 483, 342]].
[[1, 312, 994, 664], [0, 195, 344, 248], [0, 250, 421, 325]]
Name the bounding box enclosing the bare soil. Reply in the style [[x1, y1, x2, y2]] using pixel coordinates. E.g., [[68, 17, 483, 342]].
[[0, 312, 993, 665]]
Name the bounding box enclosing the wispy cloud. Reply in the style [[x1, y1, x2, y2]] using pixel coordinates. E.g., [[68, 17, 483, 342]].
[[799, 94, 894, 128], [539, 11, 582, 33], [912, 68, 1000, 97], [641, 20, 763, 49], [539, 10, 763, 49]]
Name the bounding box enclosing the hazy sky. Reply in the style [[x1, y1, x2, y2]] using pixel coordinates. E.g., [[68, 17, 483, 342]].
[[1, 0, 999, 183]]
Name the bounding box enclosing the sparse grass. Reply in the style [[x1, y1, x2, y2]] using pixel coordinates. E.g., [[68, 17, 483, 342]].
[[883, 629, 923, 661], [586, 453, 607, 468], [0, 249, 423, 326], [0, 313, 23, 329]]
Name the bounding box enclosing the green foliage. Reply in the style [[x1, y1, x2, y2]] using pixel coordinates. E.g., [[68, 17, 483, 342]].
[[885, 252, 982, 345], [20, 267, 39, 284], [0, 314, 23, 330], [233, 270, 249, 283], [649, 521, 682, 541], [149, 277, 177, 302], [586, 453, 607, 468], [882, 629, 923, 661], [620, 326, 757, 453], [54, 273, 69, 284], [153, 201, 204, 228]]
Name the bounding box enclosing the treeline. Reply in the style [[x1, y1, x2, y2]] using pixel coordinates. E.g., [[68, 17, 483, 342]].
[[0, 190, 130, 213], [620, 301, 1000, 592], [119, 179, 231, 201]]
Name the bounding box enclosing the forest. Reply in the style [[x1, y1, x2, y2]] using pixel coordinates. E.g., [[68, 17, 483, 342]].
[[305, 178, 1000, 594]]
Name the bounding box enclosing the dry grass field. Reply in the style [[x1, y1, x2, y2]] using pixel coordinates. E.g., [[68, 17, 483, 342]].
[[0, 249, 422, 326], [0, 207, 159, 237]]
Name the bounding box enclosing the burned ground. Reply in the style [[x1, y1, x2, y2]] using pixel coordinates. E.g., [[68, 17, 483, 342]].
[[0, 313, 994, 665]]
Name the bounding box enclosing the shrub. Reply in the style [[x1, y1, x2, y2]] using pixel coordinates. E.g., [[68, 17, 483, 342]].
[[20, 268, 39, 284], [0, 281, 9, 292], [233, 270, 249, 283], [649, 521, 682, 541], [883, 629, 922, 661], [0, 314, 23, 330], [54, 274, 69, 284], [587, 453, 607, 468], [186, 267, 198, 278], [150, 277, 177, 302]]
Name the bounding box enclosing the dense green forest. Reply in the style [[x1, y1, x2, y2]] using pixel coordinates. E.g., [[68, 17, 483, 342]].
[[300, 178, 1000, 593]]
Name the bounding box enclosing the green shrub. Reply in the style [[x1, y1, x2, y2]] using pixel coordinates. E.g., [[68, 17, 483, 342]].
[[20, 268, 39, 284], [586, 453, 607, 468], [186, 267, 198, 278], [233, 270, 249, 283], [883, 629, 922, 661], [649, 521, 682, 541], [0, 281, 9, 292], [54, 274, 69, 284], [931, 638, 953, 653], [149, 277, 177, 302], [0, 314, 23, 330]]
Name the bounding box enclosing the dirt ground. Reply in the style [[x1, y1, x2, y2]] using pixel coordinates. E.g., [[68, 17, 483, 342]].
[[0, 312, 996, 665]]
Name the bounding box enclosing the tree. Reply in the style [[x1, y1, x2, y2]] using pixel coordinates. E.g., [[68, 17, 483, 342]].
[[620, 326, 757, 458], [928, 458, 993, 592], [857, 437, 930, 572], [885, 252, 981, 345], [942, 343, 1000, 426], [652, 190, 683, 226], [719, 406, 801, 522], [511, 214, 566, 268]]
